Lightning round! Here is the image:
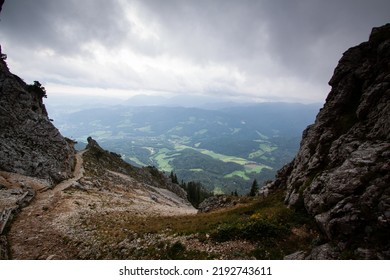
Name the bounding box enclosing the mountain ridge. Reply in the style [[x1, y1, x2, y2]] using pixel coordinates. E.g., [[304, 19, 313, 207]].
[[0, 46, 196, 259], [0, 50, 75, 184]]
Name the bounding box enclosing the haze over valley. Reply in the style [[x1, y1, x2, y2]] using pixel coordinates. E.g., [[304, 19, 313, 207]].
[[48, 99, 320, 194]]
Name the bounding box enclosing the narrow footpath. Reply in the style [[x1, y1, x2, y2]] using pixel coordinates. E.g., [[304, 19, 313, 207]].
[[7, 150, 87, 259]]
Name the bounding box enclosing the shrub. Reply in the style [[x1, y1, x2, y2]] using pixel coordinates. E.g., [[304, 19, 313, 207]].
[[210, 217, 289, 242], [27, 81, 47, 98], [166, 241, 187, 259], [209, 198, 298, 243]]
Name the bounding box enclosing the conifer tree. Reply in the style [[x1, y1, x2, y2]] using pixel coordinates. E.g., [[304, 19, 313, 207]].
[[249, 179, 259, 196]]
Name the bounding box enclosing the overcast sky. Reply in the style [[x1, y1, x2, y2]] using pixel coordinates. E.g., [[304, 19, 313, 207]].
[[1, 0, 389, 104]]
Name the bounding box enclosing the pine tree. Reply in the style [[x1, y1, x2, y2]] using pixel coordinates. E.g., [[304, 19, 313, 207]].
[[180, 181, 212, 208], [169, 171, 179, 184], [249, 179, 259, 196]]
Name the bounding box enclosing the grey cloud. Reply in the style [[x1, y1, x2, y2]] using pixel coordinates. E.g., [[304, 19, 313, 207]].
[[259, 0, 390, 81], [1, 0, 129, 55], [138, 0, 390, 80], [2, 0, 389, 64], [137, 0, 268, 63], [1, 0, 389, 102]]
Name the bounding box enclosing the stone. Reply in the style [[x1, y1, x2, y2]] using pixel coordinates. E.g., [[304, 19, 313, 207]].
[[198, 195, 239, 212], [270, 24, 390, 259], [305, 243, 340, 260], [0, 57, 75, 184], [283, 251, 306, 260], [0, 235, 8, 260]]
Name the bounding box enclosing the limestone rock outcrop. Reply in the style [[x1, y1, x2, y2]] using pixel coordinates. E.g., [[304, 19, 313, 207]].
[[271, 24, 390, 259], [198, 195, 240, 213], [0, 55, 75, 184]]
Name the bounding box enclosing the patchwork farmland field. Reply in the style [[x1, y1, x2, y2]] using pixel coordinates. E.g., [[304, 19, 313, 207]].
[[51, 103, 319, 194]]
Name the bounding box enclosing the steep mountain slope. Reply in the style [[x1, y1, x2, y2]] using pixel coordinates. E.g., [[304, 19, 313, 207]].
[[268, 24, 390, 259], [0, 55, 75, 184], [6, 138, 195, 259], [0, 48, 75, 258], [0, 46, 195, 258]]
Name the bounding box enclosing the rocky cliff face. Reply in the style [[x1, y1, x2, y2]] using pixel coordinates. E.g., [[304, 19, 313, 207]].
[[269, 24, 390, 259], [0, 55, 75, 184]]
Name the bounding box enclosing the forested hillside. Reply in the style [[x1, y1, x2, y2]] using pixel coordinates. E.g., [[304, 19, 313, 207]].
[[50, 103, 319, 193]]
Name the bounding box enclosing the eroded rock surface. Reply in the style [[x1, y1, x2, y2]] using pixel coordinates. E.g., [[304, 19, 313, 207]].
[[270, 24, 390, 259], [0, 56, 75, 184]]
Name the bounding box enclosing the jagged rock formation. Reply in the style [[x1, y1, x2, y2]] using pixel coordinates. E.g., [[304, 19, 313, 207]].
[[198, 195, 240, 213], [270, 24, 390, 259], [0, 56, 75, 184], [0, 46, 75, 258]]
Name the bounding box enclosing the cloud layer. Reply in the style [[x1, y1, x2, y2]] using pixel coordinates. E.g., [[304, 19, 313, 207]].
[[1, 0, 389, 103]]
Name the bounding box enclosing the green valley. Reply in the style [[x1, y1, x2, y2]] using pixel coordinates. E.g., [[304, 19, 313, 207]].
[[52, 103, 319, 194]]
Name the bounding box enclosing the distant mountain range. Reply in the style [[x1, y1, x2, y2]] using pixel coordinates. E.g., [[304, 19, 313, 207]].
[[49, 102, 320, 194]]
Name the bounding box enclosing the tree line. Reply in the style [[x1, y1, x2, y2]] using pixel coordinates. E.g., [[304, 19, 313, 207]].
[[169, 171, 262, 208], [170, 171, 212, 208]]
